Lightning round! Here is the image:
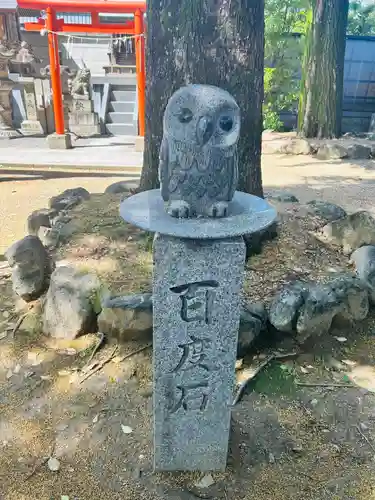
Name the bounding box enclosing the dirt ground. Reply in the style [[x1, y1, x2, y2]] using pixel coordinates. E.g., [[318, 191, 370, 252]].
[[1, 153, 375, 499]]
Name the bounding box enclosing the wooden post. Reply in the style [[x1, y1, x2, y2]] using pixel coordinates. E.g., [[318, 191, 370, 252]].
[[46, 7, 65, 134], [134, 8, 145, 137]]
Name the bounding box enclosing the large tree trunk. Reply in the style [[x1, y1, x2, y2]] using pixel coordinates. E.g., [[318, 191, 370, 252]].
[[298, 0, 349, 138], [139, 0, 264, 197]]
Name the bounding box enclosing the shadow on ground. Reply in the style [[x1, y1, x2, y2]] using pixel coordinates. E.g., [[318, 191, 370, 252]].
[[0, 169, 135, 183]]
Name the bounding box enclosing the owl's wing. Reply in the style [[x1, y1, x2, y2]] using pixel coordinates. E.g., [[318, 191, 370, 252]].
[[159, 136, 170, 201], [227, 147, 238, 201]]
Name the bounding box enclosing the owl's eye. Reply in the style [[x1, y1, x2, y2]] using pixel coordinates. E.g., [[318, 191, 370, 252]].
[[219, 115, 233, 132], [178, 108, 193, 123]]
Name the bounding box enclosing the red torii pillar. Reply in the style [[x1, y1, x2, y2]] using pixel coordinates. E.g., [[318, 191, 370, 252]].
[[45, 6, 65, 135], [134, 8, 145, 137]]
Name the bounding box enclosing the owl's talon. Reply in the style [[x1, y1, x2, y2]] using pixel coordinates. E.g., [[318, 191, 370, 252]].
[[207, 202, 229, 218], [167, 200, 192, 218]]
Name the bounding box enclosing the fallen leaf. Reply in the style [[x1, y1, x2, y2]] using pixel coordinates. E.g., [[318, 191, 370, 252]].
[[236, 367, 257, 385], [121, 425, 133, 434], [47, 457, 60, 472], [13, 364, 21, 374], [306, 365, 314, 369], [92, 414, 99, 423], [300, 367, 309, 374], [195, 473, 215, 488], [235, 359, 243, 370], [334, 336, 347, 343]]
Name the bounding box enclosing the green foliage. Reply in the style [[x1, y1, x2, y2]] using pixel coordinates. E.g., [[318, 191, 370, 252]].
[[347, 1, 375, 35], [264, 0, 309, 130]]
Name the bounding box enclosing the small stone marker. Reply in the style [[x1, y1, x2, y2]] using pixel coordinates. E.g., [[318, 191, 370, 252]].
[[20, 78, 44, 136], [120, 84, 276, 471]]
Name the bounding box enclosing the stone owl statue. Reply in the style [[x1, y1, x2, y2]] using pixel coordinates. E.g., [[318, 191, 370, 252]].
[[159, 84, 240, 218]]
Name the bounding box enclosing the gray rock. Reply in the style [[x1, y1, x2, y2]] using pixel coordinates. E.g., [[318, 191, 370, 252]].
[[244, 301, 268, 325], [104, 180, 139, 194], [269, 282, 307, 333], [244, 221, 278, 258], [5, 236, 54, 301], [49, 187, 90, 211], [38, 227, 60, 249], [238, 303, 267, 357], [43, 266, 101, 339], [316, 144, 348, 160], [153, 233, 245, 471], [268, 193, 299, 203], [306, 200, 347, 223], [316, 211, 375, 255], [329, 273, 369, 321], [278, 138, 311, 155], [347, 144, 371, 160], [270, 274, 369, 343], [296, 284, 342, 342], [98, 293, 153, 341], [51, 213, 72, 226], [351, 245, 375, 302], [27, 208, 56, 235], [160, 85, 240, 218]]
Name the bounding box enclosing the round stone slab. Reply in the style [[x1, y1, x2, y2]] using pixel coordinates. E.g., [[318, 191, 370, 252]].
[[120, 189, 277, 240]]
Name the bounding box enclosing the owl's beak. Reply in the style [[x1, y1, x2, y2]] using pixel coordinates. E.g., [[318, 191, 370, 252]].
[[196, 116, 214, 145]]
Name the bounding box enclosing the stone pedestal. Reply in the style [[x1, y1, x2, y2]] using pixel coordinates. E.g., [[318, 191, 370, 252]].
[[47, 132, 72, 150], [153, 234, 245, 471], [20, 79, 44, 136], [120, 189, 277, 471], [68, 97, 100, 137], [135, 135, 144, 152]]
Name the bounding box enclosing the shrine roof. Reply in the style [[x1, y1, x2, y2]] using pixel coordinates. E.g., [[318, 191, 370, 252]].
[[16, 0, 145, 13]]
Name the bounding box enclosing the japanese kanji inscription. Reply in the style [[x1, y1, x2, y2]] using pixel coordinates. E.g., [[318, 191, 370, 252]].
[[153, 234, 246, 471]]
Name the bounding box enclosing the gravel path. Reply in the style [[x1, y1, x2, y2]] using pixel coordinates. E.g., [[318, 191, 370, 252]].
[[1, 154, 374, 254]]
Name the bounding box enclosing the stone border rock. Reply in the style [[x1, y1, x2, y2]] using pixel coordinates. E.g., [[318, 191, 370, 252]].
[[265, 135, 375, 161], [5, 190, 375, 353]]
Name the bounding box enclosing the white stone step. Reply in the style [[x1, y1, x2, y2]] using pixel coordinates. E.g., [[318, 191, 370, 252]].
[[105, 122, 138, 136], [107, 111, 134, 124], [109, 101, 135, 113], [111, 90, 136, 101]]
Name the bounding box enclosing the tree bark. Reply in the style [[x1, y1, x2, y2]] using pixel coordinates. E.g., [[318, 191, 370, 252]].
[[298, 0, 349, 138], [139, 0, 264, 197]]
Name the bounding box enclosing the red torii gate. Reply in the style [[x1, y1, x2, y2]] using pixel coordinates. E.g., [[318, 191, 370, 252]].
[[16, 0, 146, 137]]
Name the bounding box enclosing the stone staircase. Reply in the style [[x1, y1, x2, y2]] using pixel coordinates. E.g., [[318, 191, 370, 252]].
[[105, 84, 137, 136]]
